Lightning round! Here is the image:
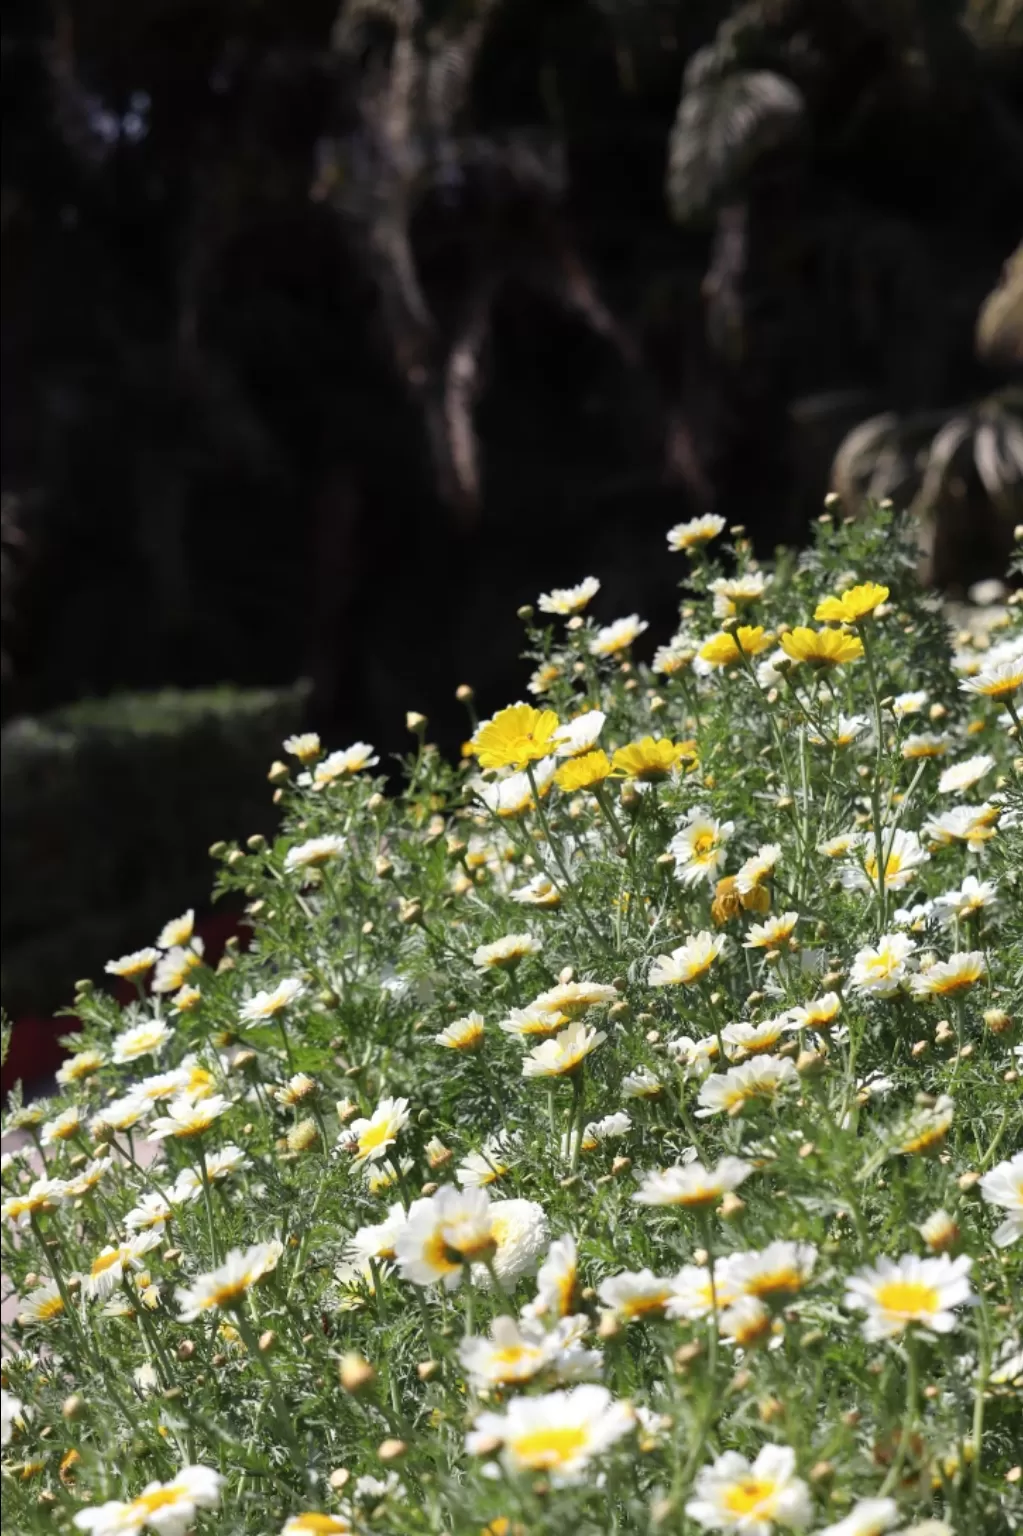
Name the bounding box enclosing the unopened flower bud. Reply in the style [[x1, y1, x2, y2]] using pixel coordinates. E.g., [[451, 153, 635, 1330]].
[[62, 1395, 85, 1421], [983, 1008, 1012, 1034], [340, 1353, 376, 1393], [406, 711, 427, 734], [417, 1359, 440, 1381], [378, 1438, 407, 1461]]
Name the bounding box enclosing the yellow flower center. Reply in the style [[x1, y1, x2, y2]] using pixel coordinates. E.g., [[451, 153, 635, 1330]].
[[34, 1294, 66, 1320], [723, 1477, 776, 1515], [746, 1267, 803, 1297], [422, 1232, 462, 1276], [133, 1489, 182, 1515], [491, 1345, 541, 1373], [511, 1425, 590, 1469], [208, 1276, 253, 1309], [875, 1279, 940, 1318], [91, 1248, 124, 1276], [358, 1121, 394, 1156], [622, 1291, 673, 1317]]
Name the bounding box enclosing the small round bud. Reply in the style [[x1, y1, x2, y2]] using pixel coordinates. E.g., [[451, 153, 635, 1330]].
[[517, 604, 534, 622], [417, 1359, 440, 1381], [378, 1438, 407, 1461], [62, 1395, 85, 1421], [328, 1468, 350, 1491], [983, 1008, 1012, 1034], [406, 711, 427, 734], [340, 1353, 376, 1393], [455, 684, 474, 702]]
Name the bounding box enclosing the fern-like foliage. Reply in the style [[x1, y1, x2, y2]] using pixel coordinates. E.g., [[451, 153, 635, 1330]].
[[667, 66, 805, 222]]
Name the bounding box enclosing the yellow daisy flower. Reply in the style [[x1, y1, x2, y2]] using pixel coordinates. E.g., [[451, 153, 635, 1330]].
[[780, 627, 864, 667], [555, 750, 612, 792], [611, 737, 695, 781], [698, 626, 772, 667], [472, 705, 561, 770], [814, 582, 889, 624]]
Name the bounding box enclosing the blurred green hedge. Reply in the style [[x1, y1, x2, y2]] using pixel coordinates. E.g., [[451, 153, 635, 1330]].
[[1, 683, 310, 1018]]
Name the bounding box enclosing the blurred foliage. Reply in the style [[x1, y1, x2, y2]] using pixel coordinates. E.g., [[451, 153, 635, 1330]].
[[1, 0, 1022, 752], [1, 683, 309, 1018]]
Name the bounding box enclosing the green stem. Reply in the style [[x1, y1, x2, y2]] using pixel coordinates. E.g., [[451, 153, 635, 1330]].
[[196, 1143, 223, 1265], [880, 1333, 919, 1495], [526, 763, 606, 951]]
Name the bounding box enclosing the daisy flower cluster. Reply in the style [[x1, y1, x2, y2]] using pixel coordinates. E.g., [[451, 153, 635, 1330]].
[[2, 504, 1021, 1536]]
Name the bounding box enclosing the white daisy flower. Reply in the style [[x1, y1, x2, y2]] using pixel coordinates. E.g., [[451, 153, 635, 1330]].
[[841, 829, 929, 894], [633, 1157, 752, 1209], [621, 1066, 662, 1099], [815, 1496, 899, 1536], [105, 948, 161, 981], [73, 1465, 222, 1536], [284, 835, 348, 874], [937, 753, 995, 795], [524, 1234, 580, 1320], [649, 931, 726, 987], [589, 615, 649, 657], [670, 808, 735, 887], [342, 1097, 411, 1166], [849, 933, 916, 996], [979, 1153, 1023, 1247], [552, 710, 606, 757], [933, 875, 999, 923], [282, 732, 321, 763], [685, 1444, 811, 1534], [664, 1262, 742, 1321], [598, 1268, 683, 1322], [473, 933, 541, 969], [696, 1056, 800, 1118], [843, 1252, 974, 1339], [176, 1241, 283, 1321], [537, 576, 601, 615], [156, 911, 195, 950], [466, 1385, 634, 1484], [82, 1232, 162, 1300], [522, 1021, 606, 1079], [240, 977, 305, 1023], [723, 1018, 793, 1058], [891, 690, 928, 718], [667, 513, 726, 552], [112, 1017, 173, 1064], [718, 1241, 817, 1302], [434, 1012, 486, 1051]]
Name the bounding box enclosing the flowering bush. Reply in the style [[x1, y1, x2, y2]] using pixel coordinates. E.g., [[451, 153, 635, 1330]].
[[3, 504, 1022, 1536]]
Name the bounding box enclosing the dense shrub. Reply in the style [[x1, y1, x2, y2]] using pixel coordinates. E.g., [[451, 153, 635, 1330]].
[[2, 507, 1021, 1536], [1, 684, 310, 1017]]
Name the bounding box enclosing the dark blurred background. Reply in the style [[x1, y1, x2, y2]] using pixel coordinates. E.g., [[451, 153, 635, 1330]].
[[2, 0, 1022, 1030]]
